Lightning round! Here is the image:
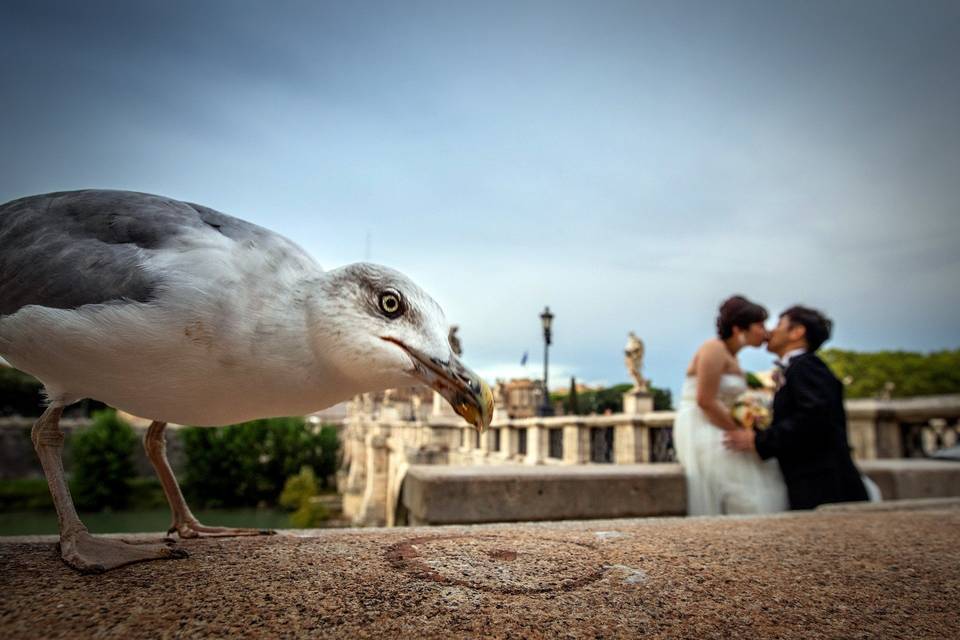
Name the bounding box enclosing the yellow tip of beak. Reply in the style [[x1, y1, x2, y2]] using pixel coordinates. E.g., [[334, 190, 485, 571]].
[[454, 378, 494, 434]]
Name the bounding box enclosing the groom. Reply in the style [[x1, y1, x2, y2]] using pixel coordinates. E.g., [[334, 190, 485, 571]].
[[724, 305, 868, 510]]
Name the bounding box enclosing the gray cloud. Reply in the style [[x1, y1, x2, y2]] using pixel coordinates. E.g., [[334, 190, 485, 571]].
[[1, 0, 958, 398]]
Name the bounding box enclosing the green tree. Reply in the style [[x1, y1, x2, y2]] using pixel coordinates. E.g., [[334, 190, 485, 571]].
[[552, 381, 673, 414], [568, 377, 580, 415], [651, 385, 673, 411], [316, 425, 340, 489], [180, 417, 340, 508], [0, 366, 107, 417], [70, 410, 138, 511], [279, 466, 329, 528], [821, 348, 960, 399], [0, 366, 45, 416]]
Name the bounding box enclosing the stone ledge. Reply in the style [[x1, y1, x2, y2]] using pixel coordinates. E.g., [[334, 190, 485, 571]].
[[401, 459, 960, 526], [817, 497, 960, 512], [401, 463, 687, 525], [2, 508, 958, 639], [858, 459, 960, 500]]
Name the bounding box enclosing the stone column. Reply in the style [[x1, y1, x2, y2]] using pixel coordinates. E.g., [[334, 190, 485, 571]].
[[847, 416, 878, 460], [623, 390, 654, 414], [563, 421, 588, 464], [340, 419, 368, 522], [504, 425, 517, 459], [355, 433, 389, 526], [497, 426, 517, 459], [480, 426, 492, 456], [526, 425, 543, 464], [875, 411, 902, 458], [636, 424, 651, 462], [614, 422, 639, 464]]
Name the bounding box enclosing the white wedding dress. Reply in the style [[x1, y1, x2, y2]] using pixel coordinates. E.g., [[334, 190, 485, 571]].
[[673, 374, 789, 515]]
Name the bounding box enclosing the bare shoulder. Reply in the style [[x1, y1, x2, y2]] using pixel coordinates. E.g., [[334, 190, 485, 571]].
[[687, 339, 724, 374], [698, 339, 728, 359]]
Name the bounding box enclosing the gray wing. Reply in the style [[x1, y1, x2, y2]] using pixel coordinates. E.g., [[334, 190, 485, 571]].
[[0, 189, 285, 316]]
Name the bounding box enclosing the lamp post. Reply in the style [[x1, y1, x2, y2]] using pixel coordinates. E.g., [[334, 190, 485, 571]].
[[539, 306, 554, 417]]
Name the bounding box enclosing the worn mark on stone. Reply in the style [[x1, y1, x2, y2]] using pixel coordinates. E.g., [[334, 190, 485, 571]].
[[594, 530, 627, 541], [385, 534, 608, 595], [605, 564, 649, 585]]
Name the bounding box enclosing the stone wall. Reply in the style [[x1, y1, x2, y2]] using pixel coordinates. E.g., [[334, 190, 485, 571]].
[[0, 417, 187, 480], [401, 459, 960, 525]]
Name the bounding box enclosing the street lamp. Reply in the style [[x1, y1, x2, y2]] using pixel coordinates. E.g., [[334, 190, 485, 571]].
[[539, 306, 554, 416]]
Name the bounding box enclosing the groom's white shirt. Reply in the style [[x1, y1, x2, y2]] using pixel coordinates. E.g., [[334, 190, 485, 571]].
[[780, 348, 807, 369]]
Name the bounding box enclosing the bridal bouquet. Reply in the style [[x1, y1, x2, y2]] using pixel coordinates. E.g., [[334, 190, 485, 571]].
[[731, 396, 772, 431]]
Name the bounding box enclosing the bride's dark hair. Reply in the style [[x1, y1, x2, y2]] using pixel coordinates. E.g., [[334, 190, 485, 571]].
[[716, 295, 768, 339]]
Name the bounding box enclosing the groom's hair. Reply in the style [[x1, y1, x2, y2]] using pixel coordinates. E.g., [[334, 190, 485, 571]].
[[781, 305, 833, 351]]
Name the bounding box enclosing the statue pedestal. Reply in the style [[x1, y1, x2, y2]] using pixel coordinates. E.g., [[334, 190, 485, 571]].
[[622, 389, 654, 414]]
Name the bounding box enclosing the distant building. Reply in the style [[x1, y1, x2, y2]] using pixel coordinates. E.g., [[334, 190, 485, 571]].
[[495, 378, 547, 419]]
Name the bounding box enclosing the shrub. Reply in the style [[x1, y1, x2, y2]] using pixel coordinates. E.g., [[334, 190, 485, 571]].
[[180, 417, 340, 508], [0, 478, 54, 511], [70, 410, 138, 510], [316, 424, 340, 488], [279, 466, 329, 528], [0, 366, 107, 417], [0, 367, 45, 416]]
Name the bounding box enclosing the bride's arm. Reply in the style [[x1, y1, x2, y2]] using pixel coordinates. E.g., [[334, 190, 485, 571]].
[[695, 342, 741, 431]]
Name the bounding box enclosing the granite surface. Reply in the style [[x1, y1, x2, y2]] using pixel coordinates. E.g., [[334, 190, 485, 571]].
[[2, 506, 958, 639]]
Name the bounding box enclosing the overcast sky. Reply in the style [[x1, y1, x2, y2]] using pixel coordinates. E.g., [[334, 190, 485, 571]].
[[2, 1, 958, 397]]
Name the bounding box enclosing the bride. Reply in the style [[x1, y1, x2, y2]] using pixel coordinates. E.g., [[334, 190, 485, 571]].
[[673, 295, 789, 515]]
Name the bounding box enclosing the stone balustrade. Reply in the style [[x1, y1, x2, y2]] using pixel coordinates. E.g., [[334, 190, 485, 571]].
[[426, 411, 677, 466], [845, 394, 960, 458], [339, 394, 960, 526]]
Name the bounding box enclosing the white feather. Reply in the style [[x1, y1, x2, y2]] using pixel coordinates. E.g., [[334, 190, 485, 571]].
[[0, 222, 450, 426]]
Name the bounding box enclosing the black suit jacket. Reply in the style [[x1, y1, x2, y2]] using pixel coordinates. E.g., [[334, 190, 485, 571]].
[[754, 352, 868, 510]]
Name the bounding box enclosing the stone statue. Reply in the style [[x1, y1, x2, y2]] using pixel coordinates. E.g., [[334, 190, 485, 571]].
[[624, 331, 648, 392], [382, 388, 395, 406], [493, 379, 508, 408], [448, 325, 462, 356]]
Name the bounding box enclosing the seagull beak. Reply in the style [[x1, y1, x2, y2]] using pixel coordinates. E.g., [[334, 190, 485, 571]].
[[381, 338, 494, 433]]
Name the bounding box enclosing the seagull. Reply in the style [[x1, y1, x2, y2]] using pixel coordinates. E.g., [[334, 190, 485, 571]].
[[0, 189, 494, 573]]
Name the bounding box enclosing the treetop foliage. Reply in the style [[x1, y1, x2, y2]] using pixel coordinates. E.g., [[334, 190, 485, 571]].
[[820, 348, 960, 399]]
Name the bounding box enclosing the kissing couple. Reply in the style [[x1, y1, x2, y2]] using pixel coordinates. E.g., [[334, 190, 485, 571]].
[[672, 296, 877, 516]]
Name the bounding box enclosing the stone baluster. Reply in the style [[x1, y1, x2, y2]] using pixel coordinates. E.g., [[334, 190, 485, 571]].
[[563, 421, 589, 464], [614, 421, 639, 464], [526, 424, 543, 464]]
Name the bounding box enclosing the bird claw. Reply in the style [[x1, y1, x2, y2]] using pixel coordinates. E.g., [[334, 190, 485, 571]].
[[169, 520, 277, 539], [58, 530, 188, 573]]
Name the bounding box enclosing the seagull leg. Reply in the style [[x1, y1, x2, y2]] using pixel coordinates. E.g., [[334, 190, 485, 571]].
[[145, 421, 275, 538], [32, 405, 187, 573]]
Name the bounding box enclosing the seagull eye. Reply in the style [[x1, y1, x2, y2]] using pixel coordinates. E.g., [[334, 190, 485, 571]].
[[378, 290, 404, 319]]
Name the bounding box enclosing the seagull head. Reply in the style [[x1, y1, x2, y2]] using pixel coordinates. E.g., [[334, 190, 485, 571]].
[[316, 263, 493, 433]]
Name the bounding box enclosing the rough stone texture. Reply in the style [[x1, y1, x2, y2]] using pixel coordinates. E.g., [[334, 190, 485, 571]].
[[2, 506, 958, 639], [402, 460, 960, 525], [858, 459, 960, 501], [818, 497, 960, 513], [402, 464, 687, 525]]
